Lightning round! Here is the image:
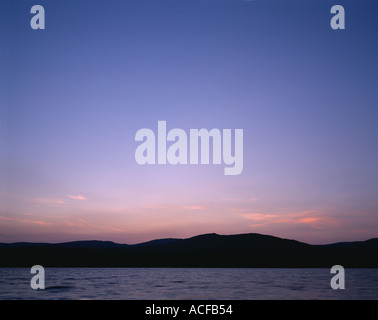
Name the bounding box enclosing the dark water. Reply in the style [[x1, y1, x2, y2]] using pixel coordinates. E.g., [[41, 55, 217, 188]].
[[0, 268, 377, 300]]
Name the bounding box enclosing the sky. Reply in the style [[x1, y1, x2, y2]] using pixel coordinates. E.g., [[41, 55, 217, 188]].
[[1, 0, 377, 244]]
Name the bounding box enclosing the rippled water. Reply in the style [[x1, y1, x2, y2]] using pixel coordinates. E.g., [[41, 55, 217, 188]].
[[0, 268, 377, 300]]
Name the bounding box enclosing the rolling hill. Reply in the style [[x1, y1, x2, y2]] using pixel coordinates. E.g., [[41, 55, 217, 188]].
[[1, 233, 377, 267]]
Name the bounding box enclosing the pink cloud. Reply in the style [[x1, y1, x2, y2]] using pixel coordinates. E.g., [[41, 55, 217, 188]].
[[238, 213, 278, 221], [235, 210, 341, 230], [298, 217, 322, 224], [67, 194, 87, 200], [32, 198, 66, 206], [0, 216, 52, 226], [62, 217, 125, 233]]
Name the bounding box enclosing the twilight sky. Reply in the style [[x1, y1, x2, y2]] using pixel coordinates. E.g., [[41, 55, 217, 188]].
[[1, 0, 377, 244]]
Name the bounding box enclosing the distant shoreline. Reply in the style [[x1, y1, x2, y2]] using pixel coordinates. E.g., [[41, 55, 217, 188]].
[[1, 233, 377, 268]]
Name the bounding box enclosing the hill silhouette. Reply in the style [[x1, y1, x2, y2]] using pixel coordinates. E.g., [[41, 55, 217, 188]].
[[1, 233, 377, 267]]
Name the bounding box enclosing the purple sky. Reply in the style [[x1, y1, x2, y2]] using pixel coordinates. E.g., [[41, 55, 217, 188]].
[[1, 0, 378, 244]]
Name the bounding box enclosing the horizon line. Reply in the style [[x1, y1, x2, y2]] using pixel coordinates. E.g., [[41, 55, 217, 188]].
[[1, 231, 377, 246]]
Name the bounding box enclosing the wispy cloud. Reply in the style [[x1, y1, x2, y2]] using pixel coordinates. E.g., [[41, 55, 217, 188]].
[[67, 194, 87, 200], [235, 210, 340, 230], [63, 217, 125, 233], [298, 217, 322, 224], [237, 213, 278, 221], [0, 216, 52, 226], [32, 198, 66, 206], [142, 204, 205, 211]]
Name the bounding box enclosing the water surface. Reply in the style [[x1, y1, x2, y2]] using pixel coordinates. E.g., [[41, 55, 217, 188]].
[[0, 268, 377, 300]]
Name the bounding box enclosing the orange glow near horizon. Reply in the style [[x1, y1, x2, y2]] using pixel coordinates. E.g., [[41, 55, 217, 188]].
[[1, 192, 377, 245]]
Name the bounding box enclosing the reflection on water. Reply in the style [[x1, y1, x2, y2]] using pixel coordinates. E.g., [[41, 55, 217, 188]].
[[0, 268, 377, 300]]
